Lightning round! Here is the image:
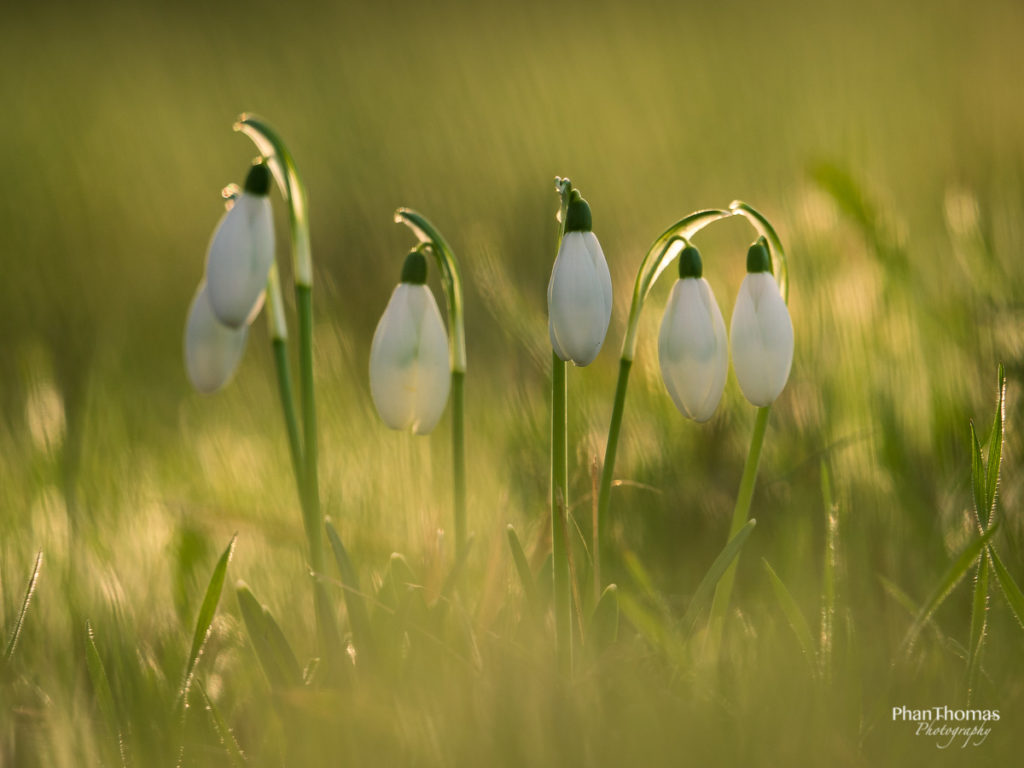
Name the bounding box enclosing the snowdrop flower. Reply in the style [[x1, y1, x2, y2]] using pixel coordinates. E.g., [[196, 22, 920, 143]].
[[658, 245, 728, 422], [369, 250, 451, 435], [184, 282, 249, 394], [547, 194, 612, 366], [205, 163, 275, 328], [730, 238, 794, 407]]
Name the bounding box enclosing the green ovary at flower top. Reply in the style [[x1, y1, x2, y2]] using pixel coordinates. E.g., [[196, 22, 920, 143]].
[[657, 244, 728, 422], [205, 163, 276, 329], [730, 238, 794, 407], [369, 250, 452, 435], [547, 194, 612, 366]]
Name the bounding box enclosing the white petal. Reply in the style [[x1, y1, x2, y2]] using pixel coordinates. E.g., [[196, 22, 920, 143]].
[[369, 284, 451, 434], [547, 231, 613, 366], [730, 272, 794, 407], [658, 278, 728, 421], [184, 282, 248, 394], [206, 194, 275, 328]]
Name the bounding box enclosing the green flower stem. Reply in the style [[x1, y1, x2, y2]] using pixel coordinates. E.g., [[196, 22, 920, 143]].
[[551, 350, 571, 676], [266, 266, 304, 505], [394, 209, 467, 560], [451, 370, 466, 551], [706, 405, 771, 649], [595, 210, 730, 563], [236, 115, 335, 659], [550, 177, 575, 676]]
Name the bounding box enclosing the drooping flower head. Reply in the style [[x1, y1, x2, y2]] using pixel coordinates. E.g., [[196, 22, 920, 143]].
[[658, 245, 728, 421], [369, 250, 452, 435], [205, 162, 275, 329], [730, 237, 794, 407], [547, 194, 613, 367], [184, 281, 249, 394]]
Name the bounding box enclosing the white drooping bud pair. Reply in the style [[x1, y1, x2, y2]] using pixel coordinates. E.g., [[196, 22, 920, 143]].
[[184, 163, 275, 394], [658, 238, 793, 421], [547, 193, 613, 367], [369, 250, 451, 435]]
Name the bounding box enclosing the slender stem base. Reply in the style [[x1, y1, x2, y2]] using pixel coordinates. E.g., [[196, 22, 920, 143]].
[[596, 358, 633, 578], [707, 406, 771, 653], [551, 352, 571, 676], [452, 370, 466, 559], [295, 285, 338, 661]]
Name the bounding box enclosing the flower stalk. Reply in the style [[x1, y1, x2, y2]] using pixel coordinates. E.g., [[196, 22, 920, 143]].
[[234, 115, 337, 659], [393, 209, 468, 559]]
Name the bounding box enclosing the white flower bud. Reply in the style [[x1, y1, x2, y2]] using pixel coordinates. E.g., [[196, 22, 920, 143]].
[[205, 165, 275, 328], [658, 261, 728, 422], [547, 198, 612, 367], [184, 282, 249, 394], [730, 242, 793, 407], [369, 257, 451, 435]]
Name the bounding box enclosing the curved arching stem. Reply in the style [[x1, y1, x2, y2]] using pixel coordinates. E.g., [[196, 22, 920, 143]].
[[394, 209, 468, 560], [234, 115, 338, 661], [706, 201, 789, 653], [596, 203, 789, 591], [729, 200, 789, 304], [596, 209, 730, 565]]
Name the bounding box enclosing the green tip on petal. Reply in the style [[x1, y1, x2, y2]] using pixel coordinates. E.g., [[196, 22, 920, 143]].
[[244, 163, 272, 196], [564, 197, 592, 232], [678, 245, 702, 279], [746, 238, 772, 274], [401, 250, 428, 284]]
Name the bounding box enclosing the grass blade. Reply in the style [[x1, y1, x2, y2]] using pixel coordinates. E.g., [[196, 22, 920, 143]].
[[325, 520, 373, 662], [181, 535, 236, 700], [506, 525, 541, 619], [966, 556, 989, 704], [984, 363, 1006, 522], [763, 559, 817, 661], [969, 422, 987, 528], [989, 546, 1024, 633], [681, 519, 757, 636], [901, 523, 998, 654], [85, 621, 129, 768], [236, 582, 303, 690], [195, 679, 247, 766], [3, 551, 43, 663]]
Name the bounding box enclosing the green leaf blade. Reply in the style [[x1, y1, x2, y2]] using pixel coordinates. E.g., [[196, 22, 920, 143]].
[[236, 582, 304, 691], [681, 519, 757, 636], [763, 559, 817, 661], [182, 535, 236, 698], [3, 551, 42, 664]]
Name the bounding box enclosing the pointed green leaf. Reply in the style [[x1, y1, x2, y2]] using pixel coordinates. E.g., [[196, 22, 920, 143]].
[[681, 519, 757, 636], [902, 523, 998, 654], [3, 551, 42, 663], [970, 421, 987, 528], [194, 680, 246, 766], [85, 621, 128, 768], [506, 525, 541, 618], [236, 582, 303, 690], [587, 584, 619, 650], [985, 364, 1006, 522], [325, 520, 373, 661], [989, 546, 1024, 633], [966, 556, 989, 704], [181, 535, 236, 700], [763, 559, 817, 660]]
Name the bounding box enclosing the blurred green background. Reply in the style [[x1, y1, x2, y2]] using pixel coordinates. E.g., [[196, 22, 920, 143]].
[[1, 0, 1023, 763]]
